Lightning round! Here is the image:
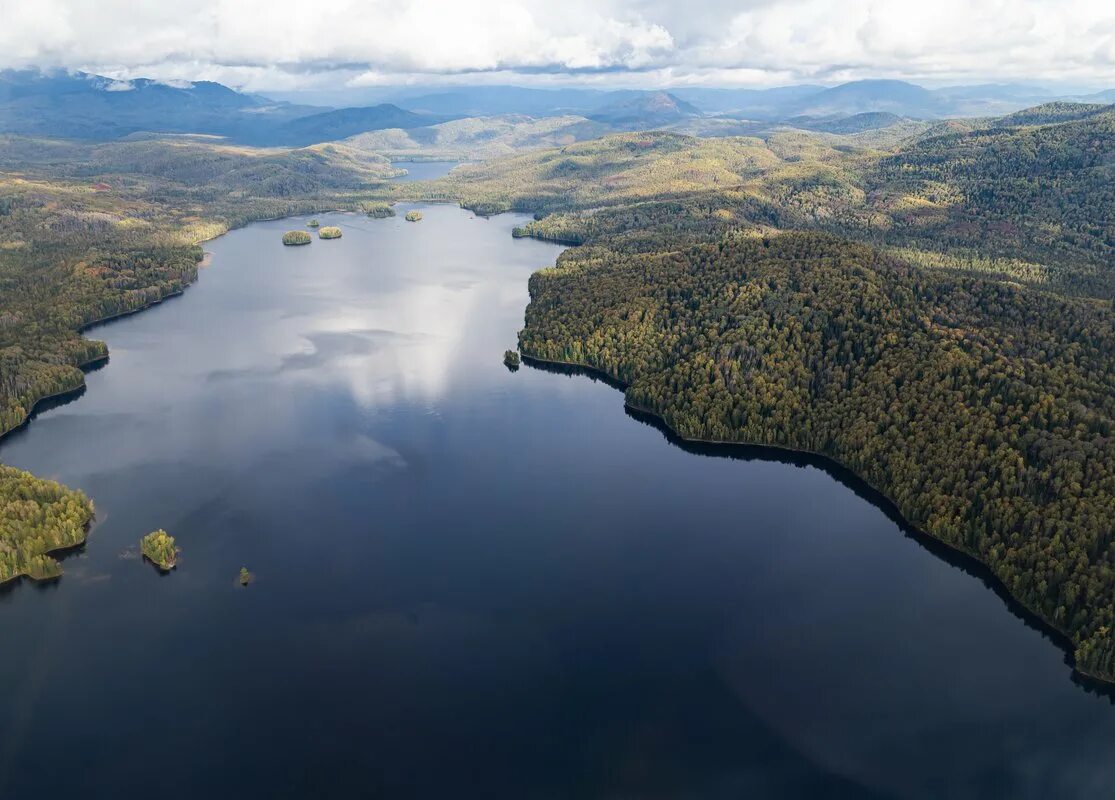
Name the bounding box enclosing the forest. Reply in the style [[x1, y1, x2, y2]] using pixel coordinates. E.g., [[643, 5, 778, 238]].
[[432, 104, 1115, 299], [0, 464, 94, 584], [141, 529, 177, 571], [424, 105, 1115, 680]]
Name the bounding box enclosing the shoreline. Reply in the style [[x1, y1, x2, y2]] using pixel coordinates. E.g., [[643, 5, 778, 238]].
[[0, 519, 95, 591], [520, 350, 1115, 689], [0, 204, 373, 446], [0, 292, 186, 446]]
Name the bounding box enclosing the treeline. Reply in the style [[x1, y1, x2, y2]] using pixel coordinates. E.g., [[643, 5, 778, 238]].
[[0, 465, 94, 584]]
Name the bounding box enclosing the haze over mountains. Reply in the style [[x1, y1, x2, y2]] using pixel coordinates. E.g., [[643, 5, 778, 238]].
[[1, 68, 1111, 147]]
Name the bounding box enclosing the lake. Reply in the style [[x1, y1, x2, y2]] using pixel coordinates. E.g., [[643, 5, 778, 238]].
[[0, 207, 1113, 798]]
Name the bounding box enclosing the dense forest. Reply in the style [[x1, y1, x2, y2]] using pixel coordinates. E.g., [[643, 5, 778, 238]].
[[0, 465, 94, 584], [427, 106, 1115, 680]]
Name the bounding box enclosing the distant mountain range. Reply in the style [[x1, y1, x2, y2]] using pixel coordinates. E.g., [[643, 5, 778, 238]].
[[0, 69, 1110, 146], [383, 80, 1107, 122], [0, 69, 439, 145]]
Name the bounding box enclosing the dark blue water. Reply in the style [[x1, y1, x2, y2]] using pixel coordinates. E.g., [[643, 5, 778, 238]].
[[1, 207, 1113, 799], [391, 161, 458, 182]]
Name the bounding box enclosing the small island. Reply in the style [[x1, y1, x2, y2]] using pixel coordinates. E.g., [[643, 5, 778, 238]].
[[141, 529, 178, 572], [239, 567, 254, 586], [307, 219, 320, 228], [318, 226, 343, 239], [366, 203, 396, 219], [282, 230, 312, 246], [404, 211, 423, 222], [504, 350, 520, 369]]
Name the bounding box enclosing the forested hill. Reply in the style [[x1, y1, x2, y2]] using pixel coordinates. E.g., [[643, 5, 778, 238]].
[[869, 106, 1115, 295], [424, 105, 1115, 682], [434, 105, 1114, 298]]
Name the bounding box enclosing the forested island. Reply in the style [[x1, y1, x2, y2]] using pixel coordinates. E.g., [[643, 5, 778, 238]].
[[503, 350, 520, 369], [424, 106, 1115, 682], [0, 465, 94, 584], [365, 202, 396, 218], [318, 226, 343, 239], [141, 529, 177, 571], [404, 210, 422, 222], [282, 230, 312, 246]]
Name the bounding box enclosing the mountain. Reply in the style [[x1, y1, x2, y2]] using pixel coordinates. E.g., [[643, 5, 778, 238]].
[[0, 69, 321, 142], [270, 104, 441, 146], [587, 91, 701, 126], [783, 79, 945, 118], [669, 85, 824, 116]]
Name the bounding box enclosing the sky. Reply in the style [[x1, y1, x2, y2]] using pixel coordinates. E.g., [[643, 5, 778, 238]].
[[1, 0, 1113, 92]]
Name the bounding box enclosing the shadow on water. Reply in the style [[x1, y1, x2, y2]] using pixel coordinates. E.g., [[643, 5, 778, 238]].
[[0, 541, 88, 604], [0, 356, 108, 450], [0, 357, 106, 603], [524, 356, 1115, 704]]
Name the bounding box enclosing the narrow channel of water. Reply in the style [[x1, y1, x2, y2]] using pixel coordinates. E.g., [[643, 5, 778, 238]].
[[0, 207, 1112, 798]]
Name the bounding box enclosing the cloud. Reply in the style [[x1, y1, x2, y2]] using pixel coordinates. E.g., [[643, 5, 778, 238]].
[[0, 0, 1111, 89]]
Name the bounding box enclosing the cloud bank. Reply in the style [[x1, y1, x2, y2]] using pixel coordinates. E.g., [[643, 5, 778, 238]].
[[2, 0, 1112, 90]]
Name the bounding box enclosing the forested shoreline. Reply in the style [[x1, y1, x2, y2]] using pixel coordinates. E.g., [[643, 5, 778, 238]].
[[0, 135, 402, 583], [0, 464, 94, 585], [432, 107, 1115, 682], [0, 136, 404, 441]]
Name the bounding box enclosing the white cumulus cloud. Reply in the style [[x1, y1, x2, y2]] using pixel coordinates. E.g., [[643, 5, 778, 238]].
[[0, 0, 1111, 89]]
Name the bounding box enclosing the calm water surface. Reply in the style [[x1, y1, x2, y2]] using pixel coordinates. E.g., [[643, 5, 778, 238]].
[[1, 207, 1113, 798]]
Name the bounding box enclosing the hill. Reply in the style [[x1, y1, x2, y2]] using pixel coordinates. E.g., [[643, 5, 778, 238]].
[[787, 111, 905, 134], [345, 115, 610, 161], [270, 104, 440, 146], [995, 102, 1112, 126], [586, 91, 702, 126]]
